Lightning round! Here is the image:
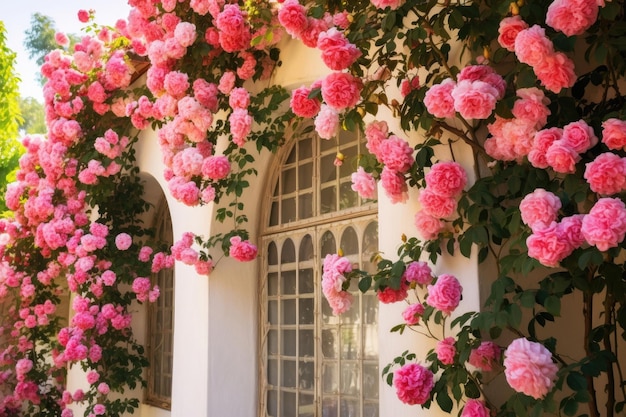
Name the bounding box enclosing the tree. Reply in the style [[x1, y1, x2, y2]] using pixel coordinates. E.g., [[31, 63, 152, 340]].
[[18, 96, 46, 134]]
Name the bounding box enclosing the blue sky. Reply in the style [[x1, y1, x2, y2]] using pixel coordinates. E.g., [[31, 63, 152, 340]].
[[2, 0, 131, 100]]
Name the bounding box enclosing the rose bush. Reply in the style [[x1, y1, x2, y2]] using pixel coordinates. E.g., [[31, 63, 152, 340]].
[[1, 0, 626, 416]]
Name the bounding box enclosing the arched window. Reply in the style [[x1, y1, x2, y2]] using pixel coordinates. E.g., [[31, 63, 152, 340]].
[[261, 128, 379, 417], [145, 196, 174, 409]]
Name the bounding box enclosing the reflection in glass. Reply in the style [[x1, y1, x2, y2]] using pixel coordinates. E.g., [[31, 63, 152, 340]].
[[322, 329, 337, 359], [320, 187, 336, 214], [363, 363, 379, 399], [281, 391, 297, 415], [299, 393, 315, 417], [322, 363, 338, 393], [268, 329, 278, 355], [299, 361, 315, 390], [267, 390, 278, 417], [299, 162, 313, 189], [299, 137, 312, 160], [340, 326, 359, 360], [299, 193, 313, 219], [269, 300, 278, 324], [339, 181, 358, 210]]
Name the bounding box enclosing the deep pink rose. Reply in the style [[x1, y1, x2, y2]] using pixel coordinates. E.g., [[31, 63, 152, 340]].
[[403, 261, 432, 285], [393, 363, 434, 405], [468, 341, 501, 372], [378, 135, 414, 173], [584, 152, 626, 195], [381, 167, 408, 204], [498, 15, 529, 52], [504, 338, 558, 399], [414, 210, 444, 240], [202, 155, 231, 180], [602, 118, 626, 151], [371, 0, 405, 9], [290, 85, 321, 117], [321, 72, 361, 110], [535, 52, 577, 94], [461, 399, 490, 417], [512, 87, 551, 128], [424, 79, 456, 118], [229, 236, 258, 261], [278, 0, 308, 38], [426, 273, 462, 315], [317, 28, 361, 71], [424, 161, 467, 197], [519, 188, 562, 231], [377, 281, 408, 303], [514, 25, 554, 67], [419, 188, 458, 219], [546, 0, 598, 37], [402, 303, 425, 325], [581, 197, 626, 251], [436, 337, 456, 365], [559, 214, 585, 249]]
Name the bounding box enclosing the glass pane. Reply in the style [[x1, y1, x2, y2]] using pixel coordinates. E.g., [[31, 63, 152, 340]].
[[282, 168, 297, 194], [363, 325, 378, 360], [270, 201, 279, 226], [268, 329, 279, 355], [363, 402, 379, 417], [320, 187, 336, 214], [283, 359, 297, 388], [269, 300, 278, 324], [286, 146, 297, 164], [281, 239, 296, 264], [267, 390, 278, 417], [340, 398, 360, 417], [344, 295, 360, 325], [363, 294, 378, 325], [282, 330, 296, 356], [363, 363, 379, 399], [322, 363, 338, 393], [362, 222, 379, 273], [322, 329, 337, 359], [299, 162, 313, 189], [268, 358, 278, 385], [282, 391, 297, 416], [299, 393, 315, 417], [320, 137, 335, 151], [299, 137, 312, 160], [339, 146, 357, 178], [322, 397, 338, 417], [340, 326, 359, 360], [321, 154, 337, 182], [299, 297, 314, 324], [299, 269, 314, 294], [282, 300, 296, 325], [339, 181, 358, 210], [320, 231, 336, 257], [299, 235, 314, 261], [268, 272, 279, 296], [299, 361, 315, 390], [268, 242, 278, 265], [299, 329, 314, 357], [340, 363, 359, 395], [282, 270, 296, 295], [322, 298, 337, 324], [299, 193, 313, 220], [282, 198, 296, 223], [340, 227, 359, 256]]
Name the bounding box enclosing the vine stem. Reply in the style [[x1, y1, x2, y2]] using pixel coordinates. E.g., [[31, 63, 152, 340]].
[[583, 287, 600, 417], [603, 292, 615, 417]]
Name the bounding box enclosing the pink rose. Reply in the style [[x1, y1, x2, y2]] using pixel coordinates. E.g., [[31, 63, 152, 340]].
[[561, 120, 598, 153], [371, 0, 405, 9], [601, 118, 626, 151], [559, 214, 585, 249], [278, 0, 308, 38], [229, 236, 258, 261], [380, 167, 408, 203], [314, 105, 339, 139], [435, 337, 456, 365], [581, 197, 626, 251], [527, 222, 574, 267], [418, 188, 458, 219], [528, 127, 563, 169], [393, 363, 434, 405], [519, 188, 562, 231], [377, 281, 408, 303], [414, 211, 444, 240], [498, 15, 529, 52], [290, 86, 321, 118], [514, 25, 554, 67], [457, 65, 506, 99], [351, 167, 377, 199], [468, 341, 501, 371], [322, 254, 353, 315], [424, 161, 467, 197], [535, 52, 576, 94], [426, 273, 462, 315], [378, 135, 414, 173], [321, 72, 361, 110], [365, 120, 389, 158], [115, 233, 132, 251], [424, 79, 456, 118], [504, 338, 558, 399], [546, 0, 598, 37], [545, 140, 580, 174], [215, 4, 252, 52], [403, 261, 432, 285], [229, 108, 252, 146], [229, 87, 250, 109], [512, 87, 551, 128], [402, 303, 425, 325], [451, 80, 499, 120], [461, 399, 490, 417], [584, 152, 626, 195], [202, 155, 231, 180], [317, 28, 362, 71]]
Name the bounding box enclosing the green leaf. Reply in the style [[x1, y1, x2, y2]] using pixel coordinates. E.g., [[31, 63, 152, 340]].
[[566, 371, 587, 391], [544, 296, 561, 316], [436, 389, 453, 412], [465, 379, 480, 399]]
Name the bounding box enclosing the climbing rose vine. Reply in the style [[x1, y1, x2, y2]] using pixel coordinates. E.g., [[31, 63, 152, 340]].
[[1, 0, 626, 416]]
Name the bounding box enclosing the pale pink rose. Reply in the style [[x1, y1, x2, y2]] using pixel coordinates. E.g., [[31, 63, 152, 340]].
[[584, 152, 626, 195], [278, 0, 308, 38], [504, 338, 558, 399], [314, 105, 339, 139], [426, 274, 462, 315], [451, 80, 499, 120], [193, 79, 219, 112], [321, 72, 361, 110], [562, 120, 598, 153], [514, 25, 554, 67], [402, 303, 425, 325], [86, 370, 99, 385], [378, 135, 414, 173], [290, 86, 321, 118], [424, 161, 467, 197], [229, 87, 250, 109], [218, 71, 236, 95], [545, 140, 580, 174], [394, 363, 434, 405], [414, 210, 444, 240], [55, 32, 70, 47], [424, 79, 456, 118], [97, 383, 110, 395], [351, 167, 377, 199], [163, 71, 190, 99], [519, 188, 562, 231], [365, 120, 389, 158], [461, 399, 490, 417], [528, 127, 563, 168], [215, 4, 252, 52], [322, 254, 353, 315], [535, 52, 577, 94], [527, 222, 573, 267], [601, 118, 626, 151], [435, 337, 456, 365], [457, 65, 506, 99], [468, 341, 501, 371], [371, 0, 405, 9], [582, 197, 626, 251], [380, 167, 408, 203], [512, 87, 551, 128], [419, 188, 458, 219], [229, 236, 258, 261], [403, 261, 432, 285], [300, 16, 329, 47], [202, 155, 231, 180], [174, 22, 197, 47], [546, 0, 599, 37], [317, 28, 361, 71], [495, 118, 537, 160], [229, 108, 253, 146], [559, 214, 585, 249], [498, 15, 529, 52], [93, 404, 106, 415]]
